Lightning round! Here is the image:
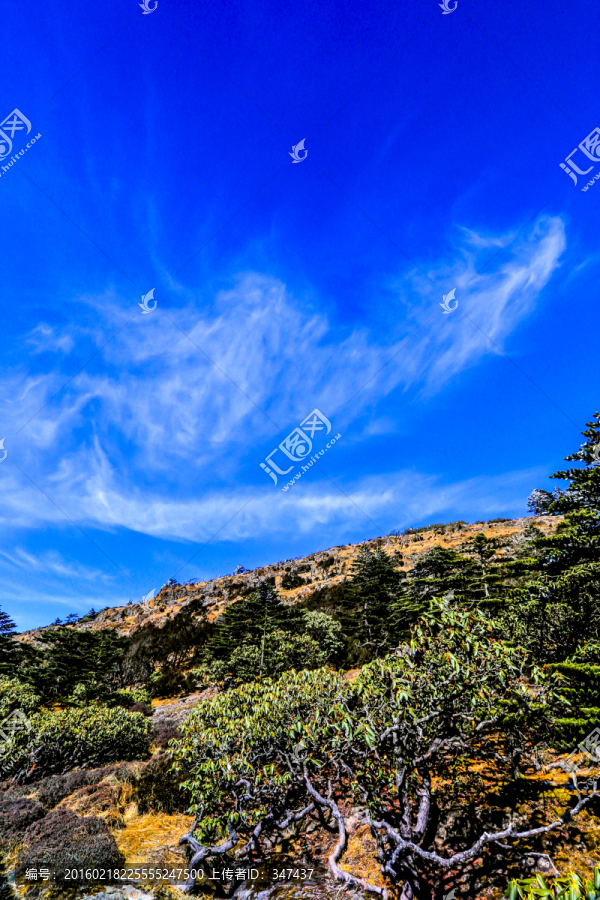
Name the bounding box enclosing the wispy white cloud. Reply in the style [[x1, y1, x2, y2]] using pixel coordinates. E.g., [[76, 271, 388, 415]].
[[394, 216, 566, 392], [0, 546, 111, 581], [25, 323, 75, 355], [0, 216, 565, 541]]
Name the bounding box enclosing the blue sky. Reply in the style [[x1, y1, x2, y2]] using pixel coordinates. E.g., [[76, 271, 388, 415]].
[[1, 0, 599, 630]]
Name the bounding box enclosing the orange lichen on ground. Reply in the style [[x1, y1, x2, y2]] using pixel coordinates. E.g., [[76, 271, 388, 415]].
[[340, 826, 386, 888]]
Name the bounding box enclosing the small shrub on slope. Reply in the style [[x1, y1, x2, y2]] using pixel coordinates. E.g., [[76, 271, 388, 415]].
[[0, 706, 151, 782]]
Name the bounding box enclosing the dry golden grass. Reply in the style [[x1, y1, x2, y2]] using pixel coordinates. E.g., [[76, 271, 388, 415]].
[[114, 805, 196, 865]]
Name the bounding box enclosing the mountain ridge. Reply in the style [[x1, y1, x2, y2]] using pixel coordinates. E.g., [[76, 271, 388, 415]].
[[16, 514, 560, 643]]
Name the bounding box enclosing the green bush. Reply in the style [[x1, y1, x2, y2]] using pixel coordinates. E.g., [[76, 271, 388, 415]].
[[0, 706, 152, 781], [69, 684, 151, 708], [0, 676, 40, 720], [112, 687, 152, 707]]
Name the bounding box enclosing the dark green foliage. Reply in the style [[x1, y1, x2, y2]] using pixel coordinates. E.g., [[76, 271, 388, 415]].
[[504, 414, 600, 665], [546, 642, 600, 744], [280, 570, 306, 589], [15, 809, 124, 887], [500, 413, 600, 744], [79, 607, 97, 621], [0, 706, 152, 782], [204, 581, 301, 662], [0, 606, 17, 677], [14, 627, 129, 705], [461, 532, 507, 602], [404, 544, 477, 604], [197, 582, 343, 686], [337, 547, 406, 664]]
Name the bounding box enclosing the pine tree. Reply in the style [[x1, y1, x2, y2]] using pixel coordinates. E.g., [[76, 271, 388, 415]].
[[504, 413, 600, 742], [339, 547, 406, 663], [14, 627, 130, 703], [461, 532, 507, 603], [405, 545, 477, 604], [202, 581, 305, 676], [0, 605, 17, 676], [509, 413, 600, 662]]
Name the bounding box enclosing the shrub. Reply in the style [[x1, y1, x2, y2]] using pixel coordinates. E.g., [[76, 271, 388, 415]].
[[128, 700, 153, 716], [0, 676, 40, 719], [152, 720, 181, 749], [0, 706, 152, 782], [0, 794, 45, 849], [507, 866, 600, 900], [111, 687, 152, 708], [280, 571, 305, 589], [15, 809, 124, 886], [170, 605, 566, 899], [133, 751, 189, 814], [34, 765, 123, 809]]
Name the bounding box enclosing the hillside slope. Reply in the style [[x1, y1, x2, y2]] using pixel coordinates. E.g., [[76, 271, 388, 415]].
[[16, 515, 560, 645]]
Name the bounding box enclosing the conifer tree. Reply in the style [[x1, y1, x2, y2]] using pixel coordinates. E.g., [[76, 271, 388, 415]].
[[14, 627, 130, 703], [505, 413, 600, 740], [339, 547, 405, 662], [461, 532, 507, 602], [405, 545, 477, 603], [0, 604, 17, 676], [202, 581, 305, 675]]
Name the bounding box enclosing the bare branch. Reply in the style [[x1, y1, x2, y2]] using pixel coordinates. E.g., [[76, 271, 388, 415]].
[[372, 785, 599, 870], [303, 768, 387, 899]]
